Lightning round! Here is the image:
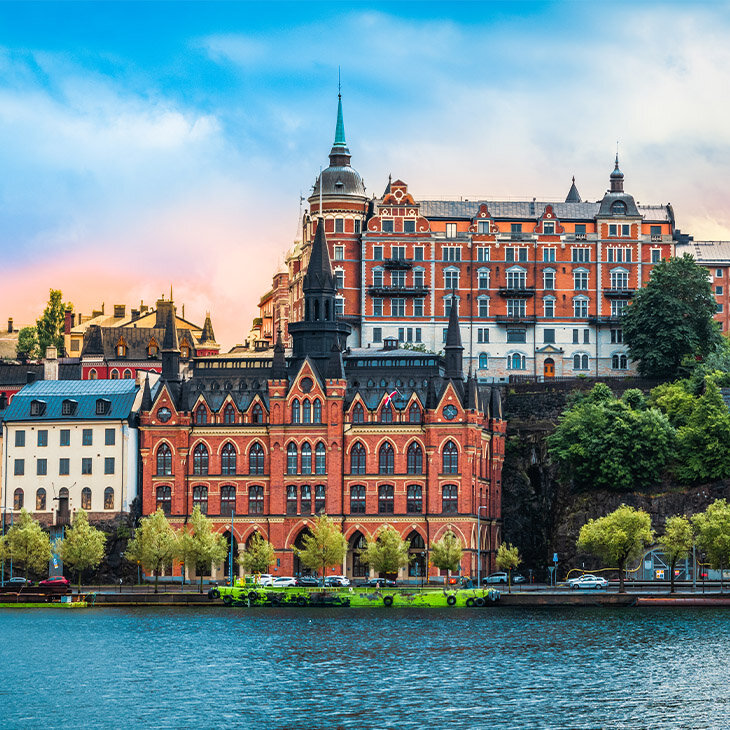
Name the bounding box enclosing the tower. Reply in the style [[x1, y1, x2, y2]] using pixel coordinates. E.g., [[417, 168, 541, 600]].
[[444, 295, 464, 381]]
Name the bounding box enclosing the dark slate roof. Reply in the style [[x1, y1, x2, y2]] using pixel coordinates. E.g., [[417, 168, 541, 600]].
[[312, 166, 366, 198], [303, 222, 336, 292], [565, 178, 582, 203], [0, 364, 43, 385], [200, 314, 216, 344], [597, 191, 640, 217], [2, 379, 141, 422], [81, 325, 191, 360]]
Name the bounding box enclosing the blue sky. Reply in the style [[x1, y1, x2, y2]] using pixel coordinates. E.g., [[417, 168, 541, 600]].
[[2, 1, 730, 346]]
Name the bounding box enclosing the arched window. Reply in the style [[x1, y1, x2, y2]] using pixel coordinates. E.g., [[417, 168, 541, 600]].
[[248, 485, 264, 514], [194, 404, 207, 425], [407, 531, 426, 577], [251, 403, 263, 424], [352, 403, 364, 423], [612, 353, 628, 370], [611, 200, 627, 215], [13, 488, 23, 510], [351, 442, 367, 474], [315, 442, 326, 474], [313, 398, 322, 423], [442, 484, 458, 513], [507, 353, 526, 370], [573, 353, 589, 371], [303, 400, 311, 424], [380, 403, 393, 423], [193, 486, 208, 514], [148, 341, 159, 357], [104, 487, 114, 510], [479, 353, 489, 369], [223, 404, 236, 424], [156, 486, 171, 514], [407, 485, 422, 513], [89, 369, 97, 380], [81, 487, 92, 511], [350, 531, 368, 577], [350, 485, 366, 513], [301, 443, 312, 475], [378, 485, 394, 514], [221, 443, 237, 475], [379, 442, 395, 475], [407, 442, 423, 474], [193, 443, 209, 475], [287, 443, 298, 475], [315, 485, 325, 514], [221, 485, 236, 516], [156, 444, 172, 476], [291, 399, 300, 424], [409, 403, 421, 423], [300, 485, 311, 514], [110, 369, 119, 379], [442, 440, 459, 474], [286, 485, 298, 514], [36, 488, 46, 511], [249, 442, 265, 475], [123, 369, 133, 379]]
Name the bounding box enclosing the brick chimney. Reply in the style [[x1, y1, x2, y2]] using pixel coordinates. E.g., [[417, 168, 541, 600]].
[[64, 309, 73, 335], [7, 317, 13, 333]]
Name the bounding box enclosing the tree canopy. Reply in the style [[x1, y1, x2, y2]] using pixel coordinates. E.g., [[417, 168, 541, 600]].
[[16, 326, 40, 360], [495, 542, 521, 592], [0, 510, 52, 578], [658, 515, 694, 594], [57, 509, 106, 591], [125, 509, 177, 593], [622, 254, 721, 378], [429, 531, 463, 574], [176, 506, 228, 592], [36, 289, 72, 356], [237, 532, 275, 575], [360, 525, 411, 576], [293, 515, 347, 579], [692, 499, 730, 573]]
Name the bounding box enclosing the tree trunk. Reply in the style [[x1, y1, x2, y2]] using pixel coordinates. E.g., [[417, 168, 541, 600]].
[[154, 569, 159, 594], [199, 573, 204, 594], [618, 559, 626, 593], [670, 558, 676, 594]]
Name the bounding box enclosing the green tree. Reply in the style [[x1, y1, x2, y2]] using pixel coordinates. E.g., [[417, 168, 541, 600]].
[[495, 542, 522, 593], [692, 499, 730, 591], [658, 515, 694, 594], [125, 509, 177, 593], [0, 509, 52, 578], [577, 505, 654, 593], [429, 530, 463, 582], [176, 506, 228, 592], [293, 515, 347, 581], [57, 509, 106, 592], [16, 326, 40, 360], [649, 380, 696, 428], [36, 289, 72, 356], [237, 532, 276, 575], [622, 254, 721, 378], [674, 380, 730, 484], [359, 525, 411, 578]]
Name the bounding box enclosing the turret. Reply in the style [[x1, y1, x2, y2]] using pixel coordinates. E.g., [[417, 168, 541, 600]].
[[161, 309, 180, 382], [444, 297, 464, 381]]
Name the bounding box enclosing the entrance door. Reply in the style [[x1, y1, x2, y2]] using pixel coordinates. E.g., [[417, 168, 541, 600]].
[[57, 488, 70, 526], [544, 358, 555, 378]]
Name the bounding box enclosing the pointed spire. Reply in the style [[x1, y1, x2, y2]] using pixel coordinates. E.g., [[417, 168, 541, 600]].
[[565, 175, 582, 203], [303, 219, 335, 293], [200, 312, 216, 344], [610, 151, 624, 192], [271, 329, 287, 380], [466, 370, 478, 410], [141, 373, 152, 411], [334, 91, 347, 148], [162, 309, 179, 352], [444, 293, 464, 381], [383, 173, 392, 197]]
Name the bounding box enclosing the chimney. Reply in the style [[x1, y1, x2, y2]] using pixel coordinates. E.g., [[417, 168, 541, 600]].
[[7, 317, 13, 333], [44, 346, 59, 381], [114, 304, 126, 319], [64, 309, 73, 335], [131, 308, 140, 321], [0, 392, 7, 410], [26, 372, 36, 384]]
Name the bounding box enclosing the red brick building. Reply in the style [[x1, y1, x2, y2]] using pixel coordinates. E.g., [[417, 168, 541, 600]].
[[139, 223, 505, 582]]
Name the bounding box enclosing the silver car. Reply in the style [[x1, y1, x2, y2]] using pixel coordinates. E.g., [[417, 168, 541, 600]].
[[570, 574, 608, 590]]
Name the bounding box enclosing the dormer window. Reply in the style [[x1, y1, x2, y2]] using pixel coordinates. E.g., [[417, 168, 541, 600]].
[[61, 399, 77, 416], [96, 398, 111, 415], [611, 200, 627, 216], [30, 400, 46, 416], [180, 343, 190, 359], [116, 339, 127, 358], [148, 341, 159, 358]]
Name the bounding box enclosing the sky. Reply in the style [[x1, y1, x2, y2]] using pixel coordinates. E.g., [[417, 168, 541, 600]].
[[2, 0, 730, 348]]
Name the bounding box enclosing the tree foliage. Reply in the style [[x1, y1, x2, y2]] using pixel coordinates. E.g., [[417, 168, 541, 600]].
[[623, 254, 721, 378], [293, 515, 347, 579], [57, 509, 106, 591], [577, 505, 654, 593], [429, 531, 463, 574], [360, 525, 411, 576], [176, 506, 228, 592], [36, 289, 72, 356], [0, 509, 52, 578], [125, 509, 177, 593], [548, 383, 675, 492], [692, 499, 730, 572], [495, 542, 521, 592], [237, 532, 275, 575], [16, 326, 40, 360], [658, 515, 694, 594]]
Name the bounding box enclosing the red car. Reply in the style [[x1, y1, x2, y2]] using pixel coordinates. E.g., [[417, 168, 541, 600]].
[[38, 576, 71, 593]]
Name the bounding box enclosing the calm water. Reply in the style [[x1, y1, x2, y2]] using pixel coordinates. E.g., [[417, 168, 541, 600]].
[[1, 606, 729, 729]]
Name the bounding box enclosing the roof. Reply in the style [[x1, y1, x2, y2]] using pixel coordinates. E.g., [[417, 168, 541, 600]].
[[2, 378, 142, 422], [81, 325, 195, 360], [676, 241, 730, 264]]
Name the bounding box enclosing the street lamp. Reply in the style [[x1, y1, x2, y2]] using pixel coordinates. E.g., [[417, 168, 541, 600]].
[[476, 502, 489, 588]]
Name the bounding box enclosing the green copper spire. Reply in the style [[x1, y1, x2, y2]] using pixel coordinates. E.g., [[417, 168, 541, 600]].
[[333, 93, 347, 148]]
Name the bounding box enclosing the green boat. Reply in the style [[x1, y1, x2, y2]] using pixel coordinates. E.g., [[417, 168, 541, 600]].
[[208, 583, 500, 608]]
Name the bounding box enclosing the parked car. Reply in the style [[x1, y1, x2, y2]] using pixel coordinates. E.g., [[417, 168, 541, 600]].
[[570, 574, 609, 590], [296, 576, 320, 587], [567, 573, 599, 586], [255, 574, 274, 586], [324, 575, 351, 587], [482, 572, 509, 584], [365, 578, 397, 588], [512, 574, 526, 584], [1, 577, 33, 588], [272, 576, 297, 588], [38, 576, 71, 592]]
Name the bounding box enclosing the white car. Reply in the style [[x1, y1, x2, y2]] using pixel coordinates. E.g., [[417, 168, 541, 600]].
[[327, 575, 351, 586], [256, 574, 274, 586], [272, 576, 297, 587], [570, 574, 608, 590]]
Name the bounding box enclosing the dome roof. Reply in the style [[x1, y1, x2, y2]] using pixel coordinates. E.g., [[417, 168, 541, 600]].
[[313, 165, 366, 198]]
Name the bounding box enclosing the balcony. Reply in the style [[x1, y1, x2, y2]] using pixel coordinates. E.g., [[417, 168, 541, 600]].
[[495, 314, 537, 325], [604, 288, 635, 299], [383, 258, 413, 270], [368, 285, 429, 297], [498, 287, 536, 298], [588, 315, 623, 326], [651, 235, 663, 242]]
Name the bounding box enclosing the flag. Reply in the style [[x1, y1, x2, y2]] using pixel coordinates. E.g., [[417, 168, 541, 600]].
[[383, 388, 401, 407]]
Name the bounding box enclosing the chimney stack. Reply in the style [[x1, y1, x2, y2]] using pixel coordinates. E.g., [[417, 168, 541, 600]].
[[7, 318, 13, 333], [64, 309, 73, 335], [44, 346, 59, 381]]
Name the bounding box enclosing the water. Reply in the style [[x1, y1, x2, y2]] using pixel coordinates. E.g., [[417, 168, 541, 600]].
[[1, 606, 729, 729]]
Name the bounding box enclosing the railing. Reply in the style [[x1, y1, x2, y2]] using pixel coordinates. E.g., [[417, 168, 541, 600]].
[[498, 287, 536, 298], [495, 314, 537, 324], [368, 285, 429, 297], [651, 235, 663, 242], [604, 288, 635, 299]]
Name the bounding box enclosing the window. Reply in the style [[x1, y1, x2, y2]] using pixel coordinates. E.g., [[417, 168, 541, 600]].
[[193, 486, 208, 514], [392, 298, 405, 317], [413, 270, 426, 290], [478, 298, 490, 318], [716, 268, 724, 278], [354, 219, 361, 234], [291, 399, 300, 424], [573, 298, 589, 318], [287, 443, 298, 475], [380, 403, 393, 424], [96, 398, 110, 415], [104, 457, 115, 475], [59, 458, 69, 476], [223, 404, 235, 424], [510, 223, 523, 238], [445, 269, 459, 290], [104, 487, 114, 510], [543, 270, 555, 290], [89, 370, 97, 380], [195, 405, 207, 425], [479, 352, 489, 369], [507, 328, 526, 343], [414, 299, 424, 317], [507, 269, 527, 289], [315, 484, 326, 514], [372, 269, 384, 288], [110, 369, 119, 380], [249, 486, 264, 514], [30, 400, 46, 416], [477, 220, 490, 235], [544, 298, 555, 318], [37, 430, 48, 447], [382, 219, 394, 233], [409, 403, 421, 423], [574, 270, 588, 290], [36, 488, 46, 511], [543, 329, 555, 344], [221, 443, 236, 475], [373, 246, 383, 261], [300, 485, 311, 514], [378, 485, 394, 514], [379, 442, 395, 475], [301, 443, 312, 475], [391, 245, 406, 260], [334, 245, 344, 260], [61, 400, 76, 419], [334, 217, 344, 233], [442, 441, 459, 474], [610, 328, 623, 344], [286, 485, 298, 514], [507, 299, 526, 318], [607, 247, 632, 263], [442, 485, 458, 514], [583, 329, 590, 344], [300, 400, 311, 426], [60, 429, 70, 447], [413, 246, 424, 261], [193, 444, 209, 475], [477, 328, 489, 343], [352, 403, 364, 424], [651, 249, 661, 263], [612, 353, 628, 370], [403, 219, 416, 233], [572, 248, 590, 263], [445, 297, 458, 317], [157, 486, 172, 514], [82, 458, 92, 475], [445, 223, 457, 238], [15, 430, 25, 447], [543, 221, 555, 235], [575, 224, 587, 237], [249, 443, 265, 475], [407, 485, 422, 513], [251, 404, 264, 424], [335, 297, 344, 317], [313, 442, 326, 475], [477, 246, 490, 261], [13, 488, 23, 510], [573, 353, 589, 370], [611, 300, 629, 317], [478, 269, 490, 289], [508, 353, 526, 370], [572, 329, 579, 344], [543, 247, 556, 262], [407, 442, 423, 474], [81, 488, 92, 511], [335, 270, 344, 290], [611, 270, 629, 289], [157, 444, 172, 476], [37, 458, 47, 476], [717, 286, 724, 296], [442, 246, 461, 262], [82, 429, 93, 446], [350, 485, 366, 514], [373, 299, 383, 317], [13, 458, 24, 476], [718, 303, 724, 314], [505, 247, 528, 262]]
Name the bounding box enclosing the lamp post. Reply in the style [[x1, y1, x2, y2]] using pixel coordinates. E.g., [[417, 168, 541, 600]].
[[476, 500, 489, 588]]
